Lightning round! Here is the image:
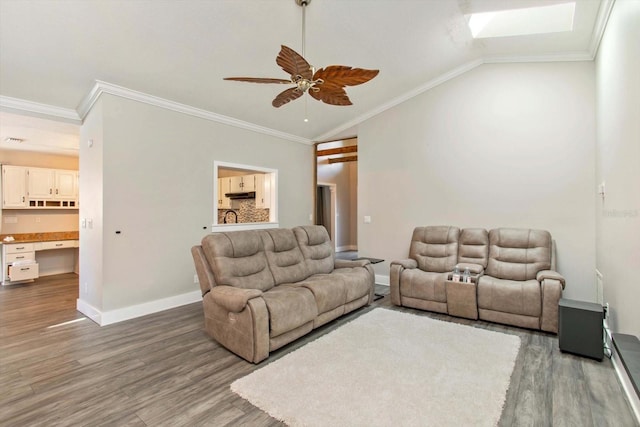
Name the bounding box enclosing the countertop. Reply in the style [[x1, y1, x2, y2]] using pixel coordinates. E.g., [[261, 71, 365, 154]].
[[0, 231, 79, 244]]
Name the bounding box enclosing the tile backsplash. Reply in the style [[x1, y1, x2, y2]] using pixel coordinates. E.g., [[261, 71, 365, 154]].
[[218, 199, 270, 224]]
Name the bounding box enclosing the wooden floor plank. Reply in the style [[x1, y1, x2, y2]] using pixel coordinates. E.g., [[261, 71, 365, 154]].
[[0, 276, 637, 426]]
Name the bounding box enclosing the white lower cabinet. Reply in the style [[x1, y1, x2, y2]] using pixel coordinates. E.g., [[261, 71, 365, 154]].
[[1, 240, 79, 285], [2, 243, 38, 283], [8, 263, 39, 282]]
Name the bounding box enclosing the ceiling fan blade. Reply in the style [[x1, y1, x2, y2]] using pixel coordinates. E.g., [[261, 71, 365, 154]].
[[313, 66, 379, 87], [272, 87, 304, 108], [309, 86, 352, 106], [223, 77, 293, 84], [276, 45, 313, 80]]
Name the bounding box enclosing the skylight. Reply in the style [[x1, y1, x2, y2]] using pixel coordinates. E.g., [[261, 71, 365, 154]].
[[467, 2, 576, 39]]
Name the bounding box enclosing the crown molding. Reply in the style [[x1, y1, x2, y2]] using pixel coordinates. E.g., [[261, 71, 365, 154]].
[[313, 58, 484, 142], [0, 95, 81, 123], [588, 0, 615, 59], [483, 51, 594, 64], [77, 81, 312, 145]]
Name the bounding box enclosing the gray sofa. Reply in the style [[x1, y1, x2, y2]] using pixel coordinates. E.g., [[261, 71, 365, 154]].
[[191, 225, 375, 363], [391, 226, 566, 333]]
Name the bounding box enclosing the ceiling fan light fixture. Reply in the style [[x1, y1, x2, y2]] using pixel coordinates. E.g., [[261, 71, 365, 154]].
[[223, 0, 378, 108]]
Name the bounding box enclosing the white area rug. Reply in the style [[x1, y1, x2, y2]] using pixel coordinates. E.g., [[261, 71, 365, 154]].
[[231, 308, 521, 427]]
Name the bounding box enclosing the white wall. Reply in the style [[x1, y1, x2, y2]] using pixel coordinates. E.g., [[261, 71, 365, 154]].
[[79, 97, 104, 312], [595, 0, 640, 337], [359, 62, 596, 302], [79, 94, 313, 320]]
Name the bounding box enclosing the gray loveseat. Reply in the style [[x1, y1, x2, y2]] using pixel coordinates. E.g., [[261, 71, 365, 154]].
[[191, 225, 375, 363], [390, 226, 565, 333]]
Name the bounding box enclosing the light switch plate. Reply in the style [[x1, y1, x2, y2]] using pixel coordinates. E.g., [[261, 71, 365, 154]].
[[364, 216, 371, 224]]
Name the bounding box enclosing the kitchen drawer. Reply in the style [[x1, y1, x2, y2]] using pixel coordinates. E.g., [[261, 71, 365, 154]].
[[5, 243, 35, 254], [38, 240, 77, 250], [8, 263, 39, 281], [6, 252, 36, 263]]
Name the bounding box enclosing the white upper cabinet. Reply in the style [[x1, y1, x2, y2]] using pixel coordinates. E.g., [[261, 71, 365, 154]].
[[54, 170, 77, 199], [2, 165, 28, 208], [27, 167, 55, 199], [229, 175, 256, 193], [255, 173, 272, 209], [2, 165, 78, 209], [218, 178, 232, 209]]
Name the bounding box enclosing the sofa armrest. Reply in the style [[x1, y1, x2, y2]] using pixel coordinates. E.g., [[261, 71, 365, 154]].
[[540, 278, 563, 333], [390, 259, 416, 306], [209, 286, 263, 313], [537, 270, 565, 289], [335, 259, 370, 269], [390, 259, 418, 269], [455, 263, 484, 275]]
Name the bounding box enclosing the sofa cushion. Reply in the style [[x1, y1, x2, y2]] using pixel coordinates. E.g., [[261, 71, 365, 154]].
[[485, 228, 552, 281], [399, 269, 447, 303], [262, 286, 318, 337], [458, 228, 489, 268], [409, 226, 460, 273], [289, 274, 347, 314], [201, 231, 275, 291], [477, 275, 541, 317], [293, 226, 335, 275], [261, 228, 310, 285], [332, 267, 372, 303]]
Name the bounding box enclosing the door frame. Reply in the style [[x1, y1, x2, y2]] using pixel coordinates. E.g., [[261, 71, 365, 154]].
[[317, 182, 337, 249]]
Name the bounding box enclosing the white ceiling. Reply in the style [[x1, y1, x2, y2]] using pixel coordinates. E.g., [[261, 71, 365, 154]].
[[0, 0, 607, 151]]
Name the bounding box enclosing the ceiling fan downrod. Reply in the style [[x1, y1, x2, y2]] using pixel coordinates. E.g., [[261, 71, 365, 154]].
[[295, 0, 311, 59]]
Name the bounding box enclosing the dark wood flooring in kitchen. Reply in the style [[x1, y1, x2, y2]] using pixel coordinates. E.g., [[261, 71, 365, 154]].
[[0, 274, 637, 426]]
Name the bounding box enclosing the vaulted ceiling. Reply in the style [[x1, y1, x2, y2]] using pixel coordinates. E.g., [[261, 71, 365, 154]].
[[0, 0, 609, 147]]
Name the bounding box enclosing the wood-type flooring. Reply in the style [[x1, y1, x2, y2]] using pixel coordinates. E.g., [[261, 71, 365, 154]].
[[0, 274, 637, 426]]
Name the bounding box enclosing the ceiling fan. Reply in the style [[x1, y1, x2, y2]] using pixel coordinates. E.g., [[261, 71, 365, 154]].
[[224, 0, 379, 108]]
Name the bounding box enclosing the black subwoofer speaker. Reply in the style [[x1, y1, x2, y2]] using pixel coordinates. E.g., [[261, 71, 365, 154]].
[[558, 298, 604, 361]]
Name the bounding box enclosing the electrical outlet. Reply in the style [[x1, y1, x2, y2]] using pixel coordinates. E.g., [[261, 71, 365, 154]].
[[83, 282, 88, 293], [194, 274, 199, 284]]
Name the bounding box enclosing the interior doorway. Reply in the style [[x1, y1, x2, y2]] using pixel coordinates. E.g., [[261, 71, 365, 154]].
[[316, 183, 336, 248], [314, 138, 358, 254]]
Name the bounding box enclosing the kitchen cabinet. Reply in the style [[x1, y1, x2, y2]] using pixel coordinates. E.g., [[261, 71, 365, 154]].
[[2, 165, 28, 208], [27, 167, 55, 199], [54, 170, 77, 200], [28, 167, 78, 204], [1, 165, 78, 209], [218, 178, 232, 209], [229, 175, 256, 193], [1, 239, 79, 285], [2, 243, 38, 283], [255, 173, 272, 209]]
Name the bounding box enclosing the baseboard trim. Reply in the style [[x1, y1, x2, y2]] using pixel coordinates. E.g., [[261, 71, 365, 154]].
[[39, 268, 77, 278], [604, 321, 640, 423], [336, 245, 358, 252], [77, 290, 202, 326], [76, 298, 102, 325], [375, 274, 390, 286]]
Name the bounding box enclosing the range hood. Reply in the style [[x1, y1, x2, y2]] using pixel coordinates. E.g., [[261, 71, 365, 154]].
[[225, 191, 256, 200]]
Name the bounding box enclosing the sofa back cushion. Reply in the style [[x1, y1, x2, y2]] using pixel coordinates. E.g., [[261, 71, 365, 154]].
[[485, 228, 552, 281], [409, 226, 460, 273], [260, 228, 310, 285], [293, 225, 335, 275], [458, 228, 489, 268], [201, 231, 275, 291]]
